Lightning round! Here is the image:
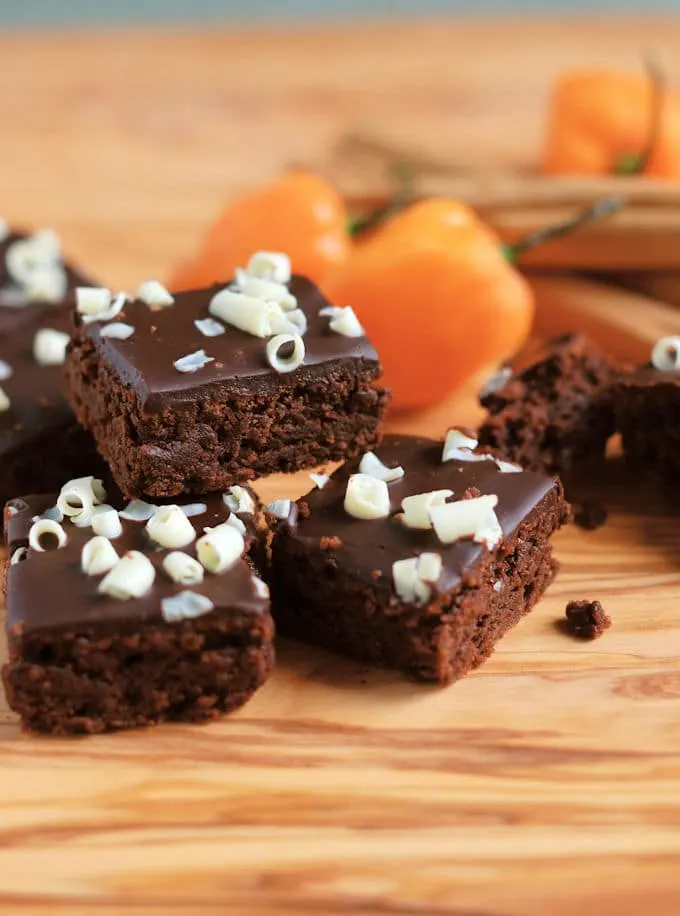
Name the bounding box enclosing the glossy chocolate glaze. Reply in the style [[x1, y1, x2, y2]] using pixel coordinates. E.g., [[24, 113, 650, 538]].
[[0, 230, 93, 333], [5, 490, 267, 636], [77, 276, 380, 409], [618, 365, 680, 388], [285, 435, 559, 597]]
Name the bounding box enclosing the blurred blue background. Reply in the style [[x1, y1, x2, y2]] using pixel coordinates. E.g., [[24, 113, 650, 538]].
[[2, 0, 679, 25]]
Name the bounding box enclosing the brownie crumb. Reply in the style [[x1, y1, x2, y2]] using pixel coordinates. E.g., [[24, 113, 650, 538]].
[[320, 535, 342, 550], [298, 500, 310, 520], [462, 486, 482, 500], [574, 500, 608, 531], [371, 569, 382, 580], [565, 600, 611, 639]]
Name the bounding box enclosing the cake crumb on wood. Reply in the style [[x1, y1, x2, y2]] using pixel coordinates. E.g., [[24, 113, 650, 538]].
[[565, 599, 611, 639]]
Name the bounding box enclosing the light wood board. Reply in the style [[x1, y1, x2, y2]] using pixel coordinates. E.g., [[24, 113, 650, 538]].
[[2, 18, 680, 916]]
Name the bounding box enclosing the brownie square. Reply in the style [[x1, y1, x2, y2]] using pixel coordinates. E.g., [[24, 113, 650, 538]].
[[64, 273, 389, 499], [0, 307, 104, 510], [477, 333, 618, 476], [614, 366, 680, 479], [3, 487, 274, 735], [269, 435, 569, 684]]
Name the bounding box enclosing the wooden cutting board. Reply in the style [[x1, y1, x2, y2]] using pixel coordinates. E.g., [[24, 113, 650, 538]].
[[2, 19, 680, 916]]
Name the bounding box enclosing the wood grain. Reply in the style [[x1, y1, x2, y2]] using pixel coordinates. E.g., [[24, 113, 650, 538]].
[[1, 17, 680, 916]]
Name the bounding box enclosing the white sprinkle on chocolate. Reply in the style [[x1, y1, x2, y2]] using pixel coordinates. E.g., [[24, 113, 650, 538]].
[[328, 305, 365, 338], [10, 546, 27, 565], [442, 428, 495, 465], [651, 335, 680, 372], [495, 458, 522, 474], [180, 503, 208, 518], [266, 499, 292, 520], [225, 512, 247, 535], [393, 552, 442, 605], [163, 551, 204, 586], [100, 322, 135, 340], [81, 535, 119, 576], [309, 472, 329, 489], [6, 230, 66, 303], [246, 250, 291, 285], [119, 499, 157, 522], [196, 523, 245, 574], [344, 474, 390, 520], [223, 486, 255, 515], [99, 550, 155, 600], [146, 505, 196, 549], [0, 387, 10, 412], [359, 452, 405, 483], [173, 349, 214, 373], [28, 518, 68, 552], [137, 280, 174, 309], [76, 286, 111, 317], [429, 494, 502, 549], [266, 333, 305, 374], [91, 505, 122, 539], [161, 590, 214, 623], [401, 489, 453, 530], [194, 317, 226, 338], [0, 359, 13, 381], [33, 328, 70, 366]]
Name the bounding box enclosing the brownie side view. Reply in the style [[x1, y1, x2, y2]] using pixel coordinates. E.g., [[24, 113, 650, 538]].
[[64, 268, 389, 499], [269, 435, 569, 684], [2, 487, 273, 735], [477, 333, 618, 476], [614, 367, 680, 481]]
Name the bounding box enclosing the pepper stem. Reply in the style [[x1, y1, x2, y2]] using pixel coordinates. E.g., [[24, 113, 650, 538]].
[[613, 53, 665, 175], [348, 161, 415, 237], [501, 196, 624, 263]]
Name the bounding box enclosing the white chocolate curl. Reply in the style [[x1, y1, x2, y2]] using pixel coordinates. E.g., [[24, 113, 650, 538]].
[[344, 474, 391, 520], [28, 518, 68, 552], [163, 551, 205, 585], [359, 451, 405, 483], [252, 575, 270, 599], [235, 272, 297, 310], [328, 306, 365, 338], [91, 505, 122, 539], [81, 536, 119, 576], [0, 387, 10, 412], [98, 551, 155, 600], [651, 336, 680, 372], [196, 523, 244, 574], [173, 349, 214, 373], [266, 333, 305, 373], [33, 328, 70, 366], [209, 288, 278, 338], [442, 428, 494, 464], [57, 476, 106, 528], [146, 505, 196, 549], [137, 280, 174, 308], [246, 251, 291, 285], [429, 494, 503, 549], [401, 489, 453, 530], [161, 591, 214, 623], [393, 552, 443, 604], [222, 486, 254, 515], [266, 499, 291, 520], [76, 288, 126, 324], [225, 513, 247, 536]]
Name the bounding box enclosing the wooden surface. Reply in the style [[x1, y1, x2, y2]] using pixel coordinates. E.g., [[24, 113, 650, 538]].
[[2, 18, 680, 916]]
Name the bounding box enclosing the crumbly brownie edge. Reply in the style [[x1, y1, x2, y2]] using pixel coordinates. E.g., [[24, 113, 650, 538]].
[[65, 334, 388, 498], [269, 486, 567, 685], [3, 612, 275, 736], [614, 378, 680, 479]]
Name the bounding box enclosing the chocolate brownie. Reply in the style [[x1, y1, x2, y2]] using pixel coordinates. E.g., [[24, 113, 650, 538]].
[[64, 261, 388, 498], [0, 306, 103, 511], [2, 481, 273, 735], [564, 600, 611, 639], [478, 333, 618, 476], [0, 224, 93, 332], [269, 434, 569, 684]]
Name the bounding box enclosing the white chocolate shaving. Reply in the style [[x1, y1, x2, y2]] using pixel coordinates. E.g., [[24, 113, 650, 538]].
[[0, 387, 10, 412], [10, 546, 27, 565], [328, 305, 365, 338], [252, 575, 270, 599], [91, 505, 122, 539], [429, 494, 502, 549], [359, 452, 405, 483], [225, 512, 247, 536], [81, 535, 119, 576], [99, 551, 155, 599], [442, 429, 495, 464], [194, 317, 225, 338], [393, 552, 443, 604], [33, 505, 64, 523], [401, 489, 453, 530], [6, 230, 66, 302], [196, 523, 245, 574], [100, 322, 135, 340], [163, 551, 204, 585], [651, 336, 680, 372], [28, 518, 68, 552], [137, 280, 174, 308], [344, 474, 390, 520], [223, 486, 255, 515], [266, 499, 292, 519], [76, 286, 111, 317], [309, 473, 329, 489], [266, 333, 305, 374], [161, 590, 214, 623], [173, 349, 214, 373], [495, 458, 522, 474], [235, 272, 297, 310], [209, 288, 278, 338], [146, 504, 196, 549], [57, 476, 106, 528], [0, 359, 12, 381], [180, 503, 207, 518], [246, 250, 291, 285], [33, 328, 70, 366], [284, 308, 308, 334], [24, 266, 68, 303], [119, 499, 157, 522]]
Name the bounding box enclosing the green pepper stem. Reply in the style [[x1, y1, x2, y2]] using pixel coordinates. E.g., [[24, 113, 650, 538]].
[[348, 161, 415, 237], [613, 52, 665, 175]]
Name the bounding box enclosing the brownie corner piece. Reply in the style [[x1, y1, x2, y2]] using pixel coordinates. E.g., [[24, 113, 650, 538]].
[[2, 488, 274, 735], [64, 266, 388, 498], [477, 333, 618, 476], [269, 434, 568, 685]]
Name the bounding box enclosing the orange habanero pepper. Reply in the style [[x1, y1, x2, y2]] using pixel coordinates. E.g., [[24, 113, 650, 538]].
[[543, 66, 680, 177], [169, 171, 350, 291]]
